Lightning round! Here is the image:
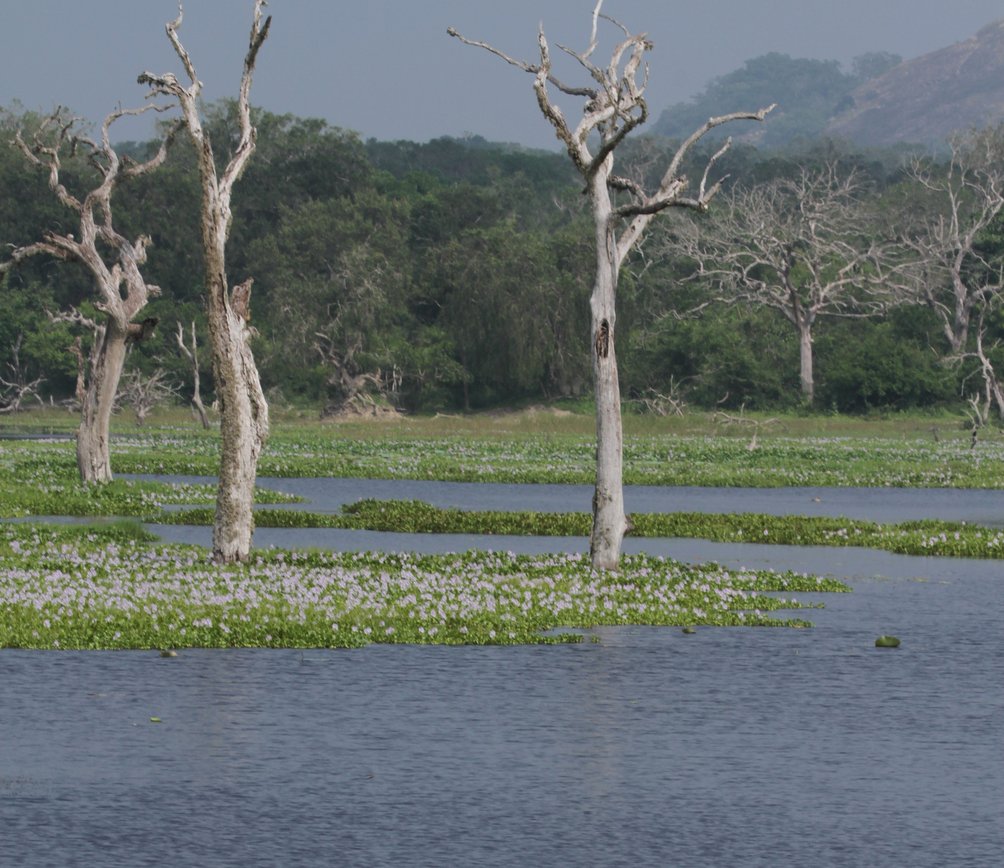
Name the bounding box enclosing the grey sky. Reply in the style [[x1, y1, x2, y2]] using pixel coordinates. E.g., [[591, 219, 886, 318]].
[[2, 1, 1002, 150]]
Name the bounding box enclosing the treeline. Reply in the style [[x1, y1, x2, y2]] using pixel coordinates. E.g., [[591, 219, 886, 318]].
[[0, 101, 996, 417]]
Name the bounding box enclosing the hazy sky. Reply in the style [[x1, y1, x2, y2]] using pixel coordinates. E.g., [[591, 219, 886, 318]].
[[2, 1, 1002, 149]]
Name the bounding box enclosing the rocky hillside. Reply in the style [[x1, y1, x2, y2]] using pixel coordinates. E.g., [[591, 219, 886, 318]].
[[825, 19, 1004, 147]]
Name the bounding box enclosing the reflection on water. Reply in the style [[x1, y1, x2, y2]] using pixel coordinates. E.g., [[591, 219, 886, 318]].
[[4, 480, 1003, 866]]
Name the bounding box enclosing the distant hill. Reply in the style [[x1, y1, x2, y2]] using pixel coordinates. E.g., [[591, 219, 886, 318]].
[[825, 20, 1004, 147], [651, 52, 899, 148], [653, 19, 1004, 150]]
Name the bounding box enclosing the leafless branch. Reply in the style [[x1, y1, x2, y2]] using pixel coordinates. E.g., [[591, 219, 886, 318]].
[[0, 335, 45, 414], [117, 367, 180, 426]]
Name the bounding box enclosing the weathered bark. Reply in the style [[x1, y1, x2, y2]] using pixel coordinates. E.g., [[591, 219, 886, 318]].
[[450, 3, 771, 568], [589, 172, 629, 566], [207, 269, 269, 562], [140, 2, 271, 562], [75, 322, 126, 482], [958, 302, 1004, 425], [0, 108, 176, 483], [797, 321, 814, 404]]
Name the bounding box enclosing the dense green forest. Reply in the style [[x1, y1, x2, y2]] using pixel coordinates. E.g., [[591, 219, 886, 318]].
[[1, 100, 1001, 419]]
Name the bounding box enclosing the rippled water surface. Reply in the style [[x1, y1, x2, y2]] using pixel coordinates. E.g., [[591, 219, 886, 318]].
[[3, 481, 1003, 866]]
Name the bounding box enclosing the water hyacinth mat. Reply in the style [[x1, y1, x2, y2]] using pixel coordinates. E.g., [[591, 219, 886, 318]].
[[0, 523, 848, 649]]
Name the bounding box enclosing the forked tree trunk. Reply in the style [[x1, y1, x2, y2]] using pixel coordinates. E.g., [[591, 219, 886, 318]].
[[1, 108, 177, 485], [75, 322, 129, 484], [589, 176, 629, 569]]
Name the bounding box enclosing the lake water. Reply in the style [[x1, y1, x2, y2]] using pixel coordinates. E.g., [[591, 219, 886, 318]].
[[2, 480, 1003, 866]]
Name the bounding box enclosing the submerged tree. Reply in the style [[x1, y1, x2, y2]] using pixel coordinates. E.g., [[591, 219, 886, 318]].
[[0, 107, 177, 482], [139, 1, 271, 563], [449, 2, 772, 568]]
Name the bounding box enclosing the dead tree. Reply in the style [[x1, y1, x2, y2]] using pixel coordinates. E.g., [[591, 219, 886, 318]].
[[886, 126, 1004, 415], [117, 367, 180, 426], [893, 126, 1004, 356], [954, 300, 1004, 424], [450, 2, 772, 568], [175, 321, 211, 428], [678, 163, 890, 403], [139, 1, 271, 563], [0, 334, 45, 414], [0, 107, 178, 482]]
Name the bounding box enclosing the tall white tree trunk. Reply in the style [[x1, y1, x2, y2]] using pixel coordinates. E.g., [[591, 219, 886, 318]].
[[450, 6, 772, 570], [204, 226, 269, 563], [209, 307, 268, 561], [589, 178, 629, 569], [140, 1, 271, 563]]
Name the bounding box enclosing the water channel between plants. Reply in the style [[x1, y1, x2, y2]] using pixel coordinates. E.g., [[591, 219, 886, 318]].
[[2, 478, 1002, 866]]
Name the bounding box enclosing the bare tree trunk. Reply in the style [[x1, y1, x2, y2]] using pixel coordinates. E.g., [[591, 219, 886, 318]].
[[0, 107, 177, 484], [798, 322, 815, 404], [950, 273, 972, 355], [973, 306, 1004, 422], [176, 321, 210, 429], [140, 1, 271, 562], [450, 5, 771, 569], [208, 269, 268, 562], [589, 177, 629, 569], [75, 322, 128, 483]]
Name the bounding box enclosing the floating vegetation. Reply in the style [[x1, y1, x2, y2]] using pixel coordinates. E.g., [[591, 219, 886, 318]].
[[0, 440, 297, 519], [159, 499, 1004, 560], [0, 523, 848, 649], [6, 427, 1004, 489]]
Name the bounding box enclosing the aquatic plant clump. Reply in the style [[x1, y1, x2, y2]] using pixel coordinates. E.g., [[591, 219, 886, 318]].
[[106, 430, 1004, 488], [162, 500, 1004, 560], [0, 441, 299, 519], [0, 524, 847, 649], [6, 429, 1004, 494]]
